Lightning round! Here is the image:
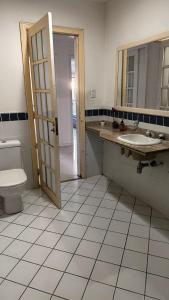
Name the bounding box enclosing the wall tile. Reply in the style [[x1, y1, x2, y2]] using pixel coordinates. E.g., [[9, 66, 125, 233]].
[[119, 111, 124, 119], [143, 115, 150, 123], [1, 114, 10, 121], [99, 109, 104, 116], [93, 109, 99, 116], [157, 116, 164, 126], [164, 117, 169, 127], [150, 115, 157, 125], [128, 112, 133, 120], [133, 113, 138, 121], [124, 112, 128, 120], [138, 114, 143, 122], [10, 113, 18, 121]]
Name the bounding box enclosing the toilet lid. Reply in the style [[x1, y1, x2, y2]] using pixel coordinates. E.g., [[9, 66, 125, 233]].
[[0, 169, 27, 187]]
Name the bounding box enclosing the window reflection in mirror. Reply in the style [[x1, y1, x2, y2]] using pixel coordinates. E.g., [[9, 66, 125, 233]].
[[117, 38, 169, 111]]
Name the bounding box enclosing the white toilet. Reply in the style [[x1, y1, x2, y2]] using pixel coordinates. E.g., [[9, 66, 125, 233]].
[[0, 140, 27, 214]]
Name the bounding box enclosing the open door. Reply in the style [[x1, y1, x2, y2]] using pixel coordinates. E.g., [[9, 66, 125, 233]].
[[27, 13, 61, 208]]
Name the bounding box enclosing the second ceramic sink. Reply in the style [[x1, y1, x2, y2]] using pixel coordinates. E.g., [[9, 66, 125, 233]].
[[117, 134, 161, 146]]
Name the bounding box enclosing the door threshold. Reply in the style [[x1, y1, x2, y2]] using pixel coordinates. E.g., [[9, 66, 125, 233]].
[[61, 176, 81, 183]]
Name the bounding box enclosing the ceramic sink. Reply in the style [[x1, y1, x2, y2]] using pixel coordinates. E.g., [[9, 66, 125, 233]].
[[117, 134, 161, 146]]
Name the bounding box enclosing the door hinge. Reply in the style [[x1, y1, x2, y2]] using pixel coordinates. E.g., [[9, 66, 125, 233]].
[[32, 111, 35, 119]]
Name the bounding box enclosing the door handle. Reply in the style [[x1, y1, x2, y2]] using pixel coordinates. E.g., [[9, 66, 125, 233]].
[[51, 118, 58, 136]]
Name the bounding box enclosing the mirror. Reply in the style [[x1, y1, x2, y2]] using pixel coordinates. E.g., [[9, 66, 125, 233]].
[[116, 35, 169, 111]]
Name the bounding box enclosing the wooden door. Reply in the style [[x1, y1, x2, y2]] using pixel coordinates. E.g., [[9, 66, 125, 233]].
[[27, 12, 61, 207]]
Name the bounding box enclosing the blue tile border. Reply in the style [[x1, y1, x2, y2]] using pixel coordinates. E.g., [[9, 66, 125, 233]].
[[1, 110, 169, 128], [0, 113, 28, 122], [85, 108, 169, 128]]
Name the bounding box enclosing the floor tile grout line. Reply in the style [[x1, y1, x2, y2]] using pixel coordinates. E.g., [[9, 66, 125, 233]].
[[0, 178, 168, 299], [17, 179, 94, 300], [1, 221, 169, 260], [7, 180, 83, 300], [1, 275, 162, 300], [80, 184, 124, 300], [112, 193, 137, 300], [144, 206, 152, 299], [1, 234, 169, 285], [0, 187, 77, 292], [50, 175, 110, 299], [3, 245, 169, 281], [0, 192, 47, 287], [5, 206, 153, 227], [0, 194, 59, 286]]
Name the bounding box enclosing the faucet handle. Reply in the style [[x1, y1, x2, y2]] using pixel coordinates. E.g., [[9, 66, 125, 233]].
[[133, 120, 139, 130], [158, 133, 165, 140], [145, 130, 151, 137], [145, 130, 155, 138]]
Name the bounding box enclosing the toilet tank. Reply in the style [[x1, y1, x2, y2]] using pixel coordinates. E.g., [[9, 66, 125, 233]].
[[0, 140, 22, 170]]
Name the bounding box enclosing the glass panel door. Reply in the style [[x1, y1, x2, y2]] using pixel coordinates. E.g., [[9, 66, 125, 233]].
[[28, 13, 61, 207]]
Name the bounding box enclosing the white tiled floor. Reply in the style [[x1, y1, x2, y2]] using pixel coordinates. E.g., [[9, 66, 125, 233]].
[[0, 175, 169, 299]]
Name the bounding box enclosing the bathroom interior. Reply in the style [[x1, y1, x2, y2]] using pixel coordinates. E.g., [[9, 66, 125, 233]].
[[0, 0, 169, 299]]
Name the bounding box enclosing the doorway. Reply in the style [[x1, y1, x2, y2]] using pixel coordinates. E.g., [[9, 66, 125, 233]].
[[20, 14, 85, 207], [53, 34, 79, 181]]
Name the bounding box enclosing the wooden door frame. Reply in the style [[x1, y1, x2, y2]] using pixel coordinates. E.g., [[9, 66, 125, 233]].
[[20, 22, 86, 186]]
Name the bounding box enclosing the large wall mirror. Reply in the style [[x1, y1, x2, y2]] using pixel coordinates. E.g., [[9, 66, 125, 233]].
[[116, 33, 169, 114]]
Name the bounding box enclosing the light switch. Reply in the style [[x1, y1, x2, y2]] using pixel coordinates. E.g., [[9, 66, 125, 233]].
[[90, 88, 96, 99]]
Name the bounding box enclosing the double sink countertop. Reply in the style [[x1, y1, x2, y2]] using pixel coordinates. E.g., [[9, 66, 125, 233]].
[[86, 121, 169, 157]]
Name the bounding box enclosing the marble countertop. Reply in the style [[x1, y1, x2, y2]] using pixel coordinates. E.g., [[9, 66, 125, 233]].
[[86, 121, 169, 157]]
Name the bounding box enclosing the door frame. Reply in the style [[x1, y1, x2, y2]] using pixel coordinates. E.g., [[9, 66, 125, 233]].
[[20, 22, 86, 186]]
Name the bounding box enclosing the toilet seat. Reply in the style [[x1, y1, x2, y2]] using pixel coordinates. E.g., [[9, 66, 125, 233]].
[[0, 169, 27, 188]]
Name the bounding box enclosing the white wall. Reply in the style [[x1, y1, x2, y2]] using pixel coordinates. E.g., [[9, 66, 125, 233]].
[[0, 0, 105, 112], [0, 0, 105, 185], [104, 0, 169, 107], [54, 35, 74, 147], [103, 140, 169, 217], [103, 0, 169, 217]]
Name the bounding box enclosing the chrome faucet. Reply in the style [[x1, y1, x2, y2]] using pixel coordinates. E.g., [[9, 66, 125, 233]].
[[133, 120, 139, 130], [145, 130, 155, 138]]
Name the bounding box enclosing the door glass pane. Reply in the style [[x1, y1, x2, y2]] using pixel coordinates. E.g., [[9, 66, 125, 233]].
[[44, 62, 50, 89], [43, 120, 49, 142], [161, 89, 168, 107], [42, 28, 48, 59], [48, 122, 54, 146], [164, 47, 169, 66], [45, 144, 51, 167], [46, 168, 52, 189], [50, 147, 55, 168], [127, 89, 133, 105], [31, 35, 37, 61], [52, 173, 56, 193], [128, 56, 134, 72], [46, 94, 52, 118], [37, 31, 43, 60], [36, 93, 42, 115], [40, 143, 45, 161], [127, 73, 134, 88], [163, 68, 169, 87], [41, 93, 47, 116], [33, 65, 39, 89], [39, 63, 45, 89], [38, 119, 43, 140], [42, 164, 47, 184]]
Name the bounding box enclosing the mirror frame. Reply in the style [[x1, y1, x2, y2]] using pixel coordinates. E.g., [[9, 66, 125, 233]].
[[115, 30, 169, 117]]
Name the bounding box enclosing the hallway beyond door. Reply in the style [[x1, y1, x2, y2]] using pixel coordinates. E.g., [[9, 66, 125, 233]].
[[60, 129, 78, 181]]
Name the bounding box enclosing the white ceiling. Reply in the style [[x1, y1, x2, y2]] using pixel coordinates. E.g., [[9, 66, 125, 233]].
[[90, 0, 108, 3]]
